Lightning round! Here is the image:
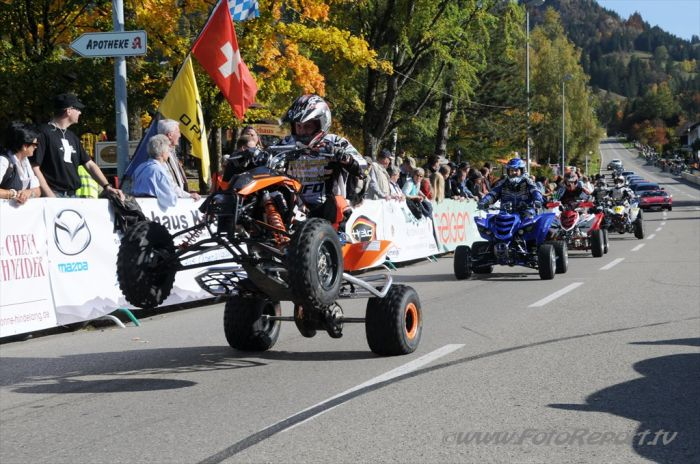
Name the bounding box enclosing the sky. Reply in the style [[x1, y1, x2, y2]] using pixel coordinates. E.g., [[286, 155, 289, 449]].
[[596, 0, 700, 41]]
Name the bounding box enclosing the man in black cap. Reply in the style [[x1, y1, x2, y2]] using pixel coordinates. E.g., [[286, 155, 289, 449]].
[[32, 93, 122, 199]]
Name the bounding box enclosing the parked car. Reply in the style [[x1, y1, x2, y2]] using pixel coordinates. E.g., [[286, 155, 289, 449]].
[[607, 159, 623, 170], [638, 190, 672, 211], [620, 170, 635, 179], [631, 182, 661, 194], [625, 175, 646, 185]]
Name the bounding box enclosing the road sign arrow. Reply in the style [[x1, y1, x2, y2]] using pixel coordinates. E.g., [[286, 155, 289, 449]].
[[70, 31, 147, 58]]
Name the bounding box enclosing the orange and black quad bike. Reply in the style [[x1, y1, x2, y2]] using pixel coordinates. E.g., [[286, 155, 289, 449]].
[[116, 144, 422, 356]]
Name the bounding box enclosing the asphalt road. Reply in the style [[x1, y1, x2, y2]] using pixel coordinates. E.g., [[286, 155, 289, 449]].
[[1, 139, 699, 464]]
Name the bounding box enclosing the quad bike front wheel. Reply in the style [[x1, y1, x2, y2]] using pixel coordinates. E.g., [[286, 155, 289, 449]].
[[224, 293, 281, 351], [453, 245, 473, 280], [590, 229, 605, 258], [288, 218, 343, 310], [549, 240, 569, 274], [365, 285, 422, 356], [117, 221, 176, 308], [537, 243, 556, 280]]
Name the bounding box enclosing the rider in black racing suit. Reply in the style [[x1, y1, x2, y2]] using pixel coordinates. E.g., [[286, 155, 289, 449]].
[[278, 94, 367, 222]]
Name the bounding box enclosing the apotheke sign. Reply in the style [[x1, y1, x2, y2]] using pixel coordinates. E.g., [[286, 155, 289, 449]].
[[70, 31, 147, 57]]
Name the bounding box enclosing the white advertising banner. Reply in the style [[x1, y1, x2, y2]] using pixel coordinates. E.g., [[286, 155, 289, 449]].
[[345, 199, 438, 263], [2, 194, 483, 338], [0, 201, 56, 337], [43, 199, 123, 324], [431, 199, 480, 252]]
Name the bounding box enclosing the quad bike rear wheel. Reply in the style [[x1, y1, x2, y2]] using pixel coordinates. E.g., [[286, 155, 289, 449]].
[[224, 293, 281, 351], [537, 243, 556, 280], [590, 229, 605, 258], [603, 229, 609, 254], [288, 218, 343, 310], [365, 285, 422, 356], [453, 245, 473, 280], [634, 218, 645, 239], [117, 221, 176, 308], [471, 241, 494, 274]]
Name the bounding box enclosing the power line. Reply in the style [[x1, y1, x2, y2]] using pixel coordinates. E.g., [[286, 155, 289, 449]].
[[392, 69, 517, 110]]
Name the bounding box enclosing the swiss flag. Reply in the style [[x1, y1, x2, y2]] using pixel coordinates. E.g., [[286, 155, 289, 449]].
[[192, 0, 258, 120]]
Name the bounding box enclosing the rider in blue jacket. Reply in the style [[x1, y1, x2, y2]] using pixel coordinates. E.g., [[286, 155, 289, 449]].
[[478, 158, 543, 216]]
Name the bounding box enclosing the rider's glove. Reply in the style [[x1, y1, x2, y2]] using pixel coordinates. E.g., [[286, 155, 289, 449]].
[[477, 201, 487, 211], [332, 142, 350, 163], [533, 201, 542, 210]]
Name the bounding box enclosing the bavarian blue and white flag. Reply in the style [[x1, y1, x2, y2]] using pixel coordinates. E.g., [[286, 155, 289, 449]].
[[228, 0, 259, 21]]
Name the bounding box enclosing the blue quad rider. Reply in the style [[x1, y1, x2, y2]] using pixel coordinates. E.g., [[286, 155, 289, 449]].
[[478, 158, 543, 216]]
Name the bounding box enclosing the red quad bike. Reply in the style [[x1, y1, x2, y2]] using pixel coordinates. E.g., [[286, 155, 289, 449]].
[[116, 143, 422, 356], [547, 200, 608, 257]]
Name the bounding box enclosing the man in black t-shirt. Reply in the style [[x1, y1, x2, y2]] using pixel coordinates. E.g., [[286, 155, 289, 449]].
[[31, 93, 122, 199]]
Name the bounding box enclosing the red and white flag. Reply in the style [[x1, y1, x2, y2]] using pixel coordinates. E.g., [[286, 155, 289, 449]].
[[192, 0, 258, 120]]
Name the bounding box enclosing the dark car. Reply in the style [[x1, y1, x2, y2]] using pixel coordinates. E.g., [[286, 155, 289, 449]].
[[638, 190, 672, 211], [626, 176, 646, 185], [631, 182, 661, 194]]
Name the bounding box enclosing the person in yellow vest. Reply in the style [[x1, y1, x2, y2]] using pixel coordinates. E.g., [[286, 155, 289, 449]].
[[76, 164, 101, 198]]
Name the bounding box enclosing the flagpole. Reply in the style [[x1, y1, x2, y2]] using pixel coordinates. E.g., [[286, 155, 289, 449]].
[[190, 0, 223, 47]]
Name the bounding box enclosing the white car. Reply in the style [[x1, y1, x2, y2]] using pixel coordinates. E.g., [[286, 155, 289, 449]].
[[607, 159, 623, 170]]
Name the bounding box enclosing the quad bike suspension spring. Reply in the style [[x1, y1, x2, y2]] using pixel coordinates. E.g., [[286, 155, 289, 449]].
[[263, 193, 289, 246]]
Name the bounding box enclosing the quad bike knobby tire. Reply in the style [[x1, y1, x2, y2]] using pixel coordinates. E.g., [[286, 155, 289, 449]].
[[548, 240, 569, 274], [634, 218, 645, 239], [537, 243, 556, 280], [603, 229, 609, 254], [453, 245, 473, 280], [287, 218, 343, 310], [117, 221, 176, 308], [471, 241, 494, 274], [590, 229, 605, 258], [365, 285, 422, 356], [224, 292, 281, 351]]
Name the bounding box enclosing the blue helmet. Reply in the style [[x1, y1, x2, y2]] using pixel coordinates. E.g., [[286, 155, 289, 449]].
[[505, 158, 526, 185]]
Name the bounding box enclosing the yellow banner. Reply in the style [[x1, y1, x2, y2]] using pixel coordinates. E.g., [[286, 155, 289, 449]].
[[159, 55, 210, 182]]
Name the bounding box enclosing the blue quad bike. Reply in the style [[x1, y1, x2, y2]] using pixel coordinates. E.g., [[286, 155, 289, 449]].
[[453, 203, 568, 280]]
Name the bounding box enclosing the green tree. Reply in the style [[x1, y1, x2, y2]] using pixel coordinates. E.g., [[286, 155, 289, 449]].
[[529, 8, 601, 167], [336, 0, 497, 158]]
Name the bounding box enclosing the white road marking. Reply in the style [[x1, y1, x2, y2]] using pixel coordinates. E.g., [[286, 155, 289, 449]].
[[647, 234, 656, 240], [528, 283, 584, 308], [632, 244, 645, 252], [282, 344, 465, 431], [660, 222, 666, 226], [663, 211, 668, 217], [600, 258, 625, 271], [655, 227, 662, 232]]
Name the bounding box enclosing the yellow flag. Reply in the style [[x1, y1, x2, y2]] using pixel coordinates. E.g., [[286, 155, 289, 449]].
[[159, 55, 210, 182]]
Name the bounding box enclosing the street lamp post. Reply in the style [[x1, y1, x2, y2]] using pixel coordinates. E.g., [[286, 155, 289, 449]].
[[586, 151, 592, 176], [561, 73, 572, 175], [524, 0, 545, 172]]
